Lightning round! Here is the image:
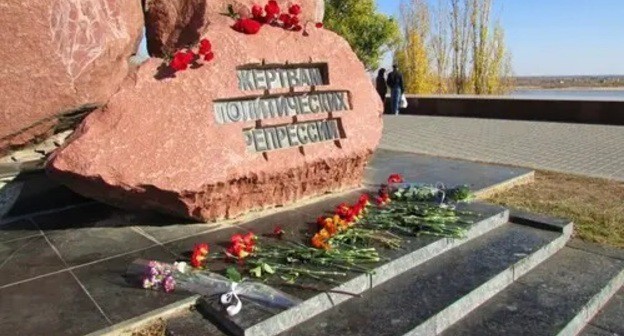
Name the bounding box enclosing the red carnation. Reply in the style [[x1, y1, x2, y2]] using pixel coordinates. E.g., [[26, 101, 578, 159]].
[[279, 13, 292, 25], [273, 226, 285, 239], [293, 24, 302, 31], [289, 4, 302, 15], [243, 232, 257, 246], [251, 4, 264, 19], [387, 173, 404, 184], [170, 51, 191, 71], [198, 39, 212, 55], [315, 22, 324, 28], [265, 0, 280, 16], [204, 51, 214, 61], [233, 18, 262, 34]]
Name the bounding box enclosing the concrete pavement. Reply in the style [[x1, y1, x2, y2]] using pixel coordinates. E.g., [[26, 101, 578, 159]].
[[380, 116, 624, 181]]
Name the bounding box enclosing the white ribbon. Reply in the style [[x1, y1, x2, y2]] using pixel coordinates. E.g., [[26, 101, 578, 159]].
[[220, 282, 243, 316]]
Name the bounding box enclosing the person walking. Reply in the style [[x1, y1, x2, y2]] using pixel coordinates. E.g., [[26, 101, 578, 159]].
[[386, 64, 405, 115], [375, 68, 388, 102]]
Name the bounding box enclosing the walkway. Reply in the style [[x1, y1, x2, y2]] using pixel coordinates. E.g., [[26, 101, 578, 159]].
[[380, 116, 624, 181]]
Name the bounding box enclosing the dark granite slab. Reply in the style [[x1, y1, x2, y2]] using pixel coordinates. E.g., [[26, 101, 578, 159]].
[[280, 223, 561, 336], [0, 271, 110, 336], [580, 325, 620, 336], [0, 219, 40, 243], [32, 204, 157, 266], [586, 288, 624, 335], [442, 247, 624, 336], [72, 246, 191, 324], [0, 235, 66, 287], [510, 208, 572, 233], [198, 203, 509, 336], [4, 172, 91, 218], [365, 149, 532, 190]]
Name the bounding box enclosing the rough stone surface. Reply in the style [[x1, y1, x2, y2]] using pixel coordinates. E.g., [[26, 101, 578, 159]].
[[0, 0, 144, 154], [145, 0, 324, 57], [48, 16, 383, 221], [144, 0, 212, 57]]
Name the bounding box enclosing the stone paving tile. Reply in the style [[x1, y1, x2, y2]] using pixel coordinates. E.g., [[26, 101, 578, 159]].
[[32, 203, 157, 267], [0, 235, 66, 287], [0, 218, 40, 243], [72, 246, 192, 324], [0, 271, 110, 336], [589, 288, 624, 335], [380, 116, 624, 181]]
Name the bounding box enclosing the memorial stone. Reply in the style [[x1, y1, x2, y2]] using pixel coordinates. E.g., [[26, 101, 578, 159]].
[[0, 0, 144, 154], [47, 1, 383, 221]]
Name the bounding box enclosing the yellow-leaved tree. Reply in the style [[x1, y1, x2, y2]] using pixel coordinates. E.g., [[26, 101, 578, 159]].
[[395, 0, 435, 94], [393, 0, 513, 95]]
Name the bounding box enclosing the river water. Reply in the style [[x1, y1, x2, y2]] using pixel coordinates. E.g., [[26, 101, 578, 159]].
[[510, 89, 624, 101]]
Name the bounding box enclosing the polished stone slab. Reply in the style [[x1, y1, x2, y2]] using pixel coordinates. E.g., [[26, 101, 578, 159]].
[[441, 247, 624, 336], [365, 149, 532, 190], [4, 172, 91, 218], [280, 223, 562, 336], [197, 203, 509, 336], [0, 235, 66, 287], [0, 271, 110, 336], [72, 246, 191, 324], [32, 204, 157, 266], [0, 218, 40, 243], [586, 288, 624, 335]]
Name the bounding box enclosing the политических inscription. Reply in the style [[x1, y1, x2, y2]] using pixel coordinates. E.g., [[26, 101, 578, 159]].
[[214, 91, 350, 124]]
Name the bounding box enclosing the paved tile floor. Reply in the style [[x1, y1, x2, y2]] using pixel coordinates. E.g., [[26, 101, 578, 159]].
[[380, 116, 624, 181]]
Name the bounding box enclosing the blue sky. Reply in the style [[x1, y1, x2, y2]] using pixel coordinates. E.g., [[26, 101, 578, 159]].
[[376, 0, 624, 76]]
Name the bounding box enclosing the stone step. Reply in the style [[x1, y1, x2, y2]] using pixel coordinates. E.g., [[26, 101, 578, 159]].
[[441, 242, 624, 336], [278, 221, 571, 336], [580, 288, 624, 336], [195, 202, 510, 336]]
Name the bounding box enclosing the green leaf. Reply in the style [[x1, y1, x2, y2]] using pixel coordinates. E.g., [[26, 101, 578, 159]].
[[226, 267, 242, 283], [262, 263, 275, 275], [250, 266, 263, 278]]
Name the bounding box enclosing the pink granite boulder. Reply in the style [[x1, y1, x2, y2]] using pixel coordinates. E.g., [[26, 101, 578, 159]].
[[47, 12, 382, 222], [144, 0, 324, 57], [0, 0, 144, 155]]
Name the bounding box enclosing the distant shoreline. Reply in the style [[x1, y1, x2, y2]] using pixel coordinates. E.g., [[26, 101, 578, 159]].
[[515, 86, 624, 91]]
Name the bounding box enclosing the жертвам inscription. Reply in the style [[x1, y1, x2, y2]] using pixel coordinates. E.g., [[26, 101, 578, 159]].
[[237, 64, 328, 91]]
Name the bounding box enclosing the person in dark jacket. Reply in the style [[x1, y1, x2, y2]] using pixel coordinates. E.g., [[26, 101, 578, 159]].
[[386, 64, 405, 115], [375, 68, 388, 102]]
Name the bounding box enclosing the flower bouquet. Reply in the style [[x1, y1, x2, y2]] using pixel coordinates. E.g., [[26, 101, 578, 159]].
[[126, 259, 301, 316]]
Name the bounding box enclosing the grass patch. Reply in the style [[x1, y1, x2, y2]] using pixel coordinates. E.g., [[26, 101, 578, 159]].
[[131, 319, 167, 336], [487, 171, 624, 249]]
